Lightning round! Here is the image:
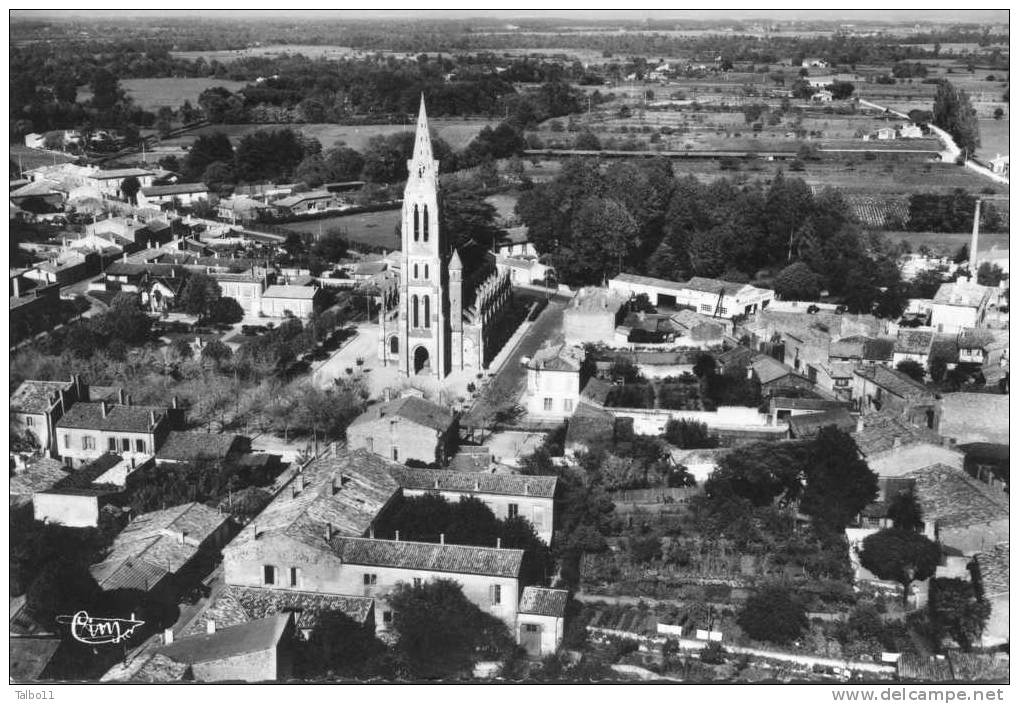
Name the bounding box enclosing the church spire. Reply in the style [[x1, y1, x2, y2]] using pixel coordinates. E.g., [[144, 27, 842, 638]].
[[411, 93, 434, 168]]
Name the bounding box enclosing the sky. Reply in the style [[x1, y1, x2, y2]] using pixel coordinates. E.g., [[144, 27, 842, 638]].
[[9, 8, 1009, 24]]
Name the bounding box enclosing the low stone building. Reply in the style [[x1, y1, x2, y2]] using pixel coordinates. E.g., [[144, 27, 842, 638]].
[[55, 400, 176, 467], [906, 464, 1009, 555], [851, 364, 940, 431], [33, 454, 123, 527], [931, 278, 994, 334], [346, 395, 457, 466], [853, 412, 964, 477], [260, 284, 321, 320], [563, 287, 628, 345], [891, 329, 935, 370], [10, 378, 83, 457], [516, 586, 568, 656], [972, 543, 1009, 648]]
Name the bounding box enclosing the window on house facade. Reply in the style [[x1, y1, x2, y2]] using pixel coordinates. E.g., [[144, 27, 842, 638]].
[[289, 567, 300, 588], [108, 438, 118, 452], [25, 417, 33, 427], [508, 504, 519, 519], [424, 264, 429, 279], [543, 397, 553, 411], [363, 573, 377, 596], [700, 304, 712, 312], [121, 438, 131, 452], [392, 448, 399, 461], [63, 434, 70, 449], [413, 578, 422, 588], [82, 436, 95, 450], [263, 565, 276, 585], [136, 439, 146, 453], [720, 308, 728, 315], [382, 611, 393, 624], [533, 507, 545, 529], [490, 584, 501, 605]]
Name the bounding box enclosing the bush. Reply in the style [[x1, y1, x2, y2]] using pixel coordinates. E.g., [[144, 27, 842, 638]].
[[699, 641, 726, 664], [737, 586, 808, 644]]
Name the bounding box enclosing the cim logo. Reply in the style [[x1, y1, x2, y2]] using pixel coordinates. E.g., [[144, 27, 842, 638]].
[[55, 611, 146, 645]]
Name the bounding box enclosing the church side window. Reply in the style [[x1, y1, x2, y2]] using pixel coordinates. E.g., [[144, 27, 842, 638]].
[[424, 264, 429, 279], [413, 204, 419, 241], [413, 263, 419, 279], [412, 295, 419, 328], [423, 205, 429, 242], [423, 295, 431, 328]]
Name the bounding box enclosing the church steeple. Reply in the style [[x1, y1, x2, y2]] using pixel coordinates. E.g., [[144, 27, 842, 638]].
[[411, 93, 434, 168]]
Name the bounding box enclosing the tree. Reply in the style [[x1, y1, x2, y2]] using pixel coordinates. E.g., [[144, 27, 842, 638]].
[[184, 133, 234, 182], [26, 559, 102, 627], [773, 262, 822, 300], [201, 339, 233, 367], [295, 610, 387, 679], [440, 190, 504, 252], [574, 130, 602, 150], [663, 419, 718, 450], [737, 586, 808, 644], [976, 262, 1005, 286], [170, 338, 194, 360], [887, 492, 924, 532], [565, 196, 637, 284], [178, 272, 222, 319], [933, 81, 981, 156], [90, 69, 122, 111], [895, 360, 926, 383], [202, 161, 235, 192], [859, 529, 941, 605], [705, 441, 807, 507], [929, 577, 991, 651], [234, 128, 311, 182], [830, 81, 855, 100], [800, 427, 879, 530], [388, 579, 517, 679], [120, 176, 141, 205], [207, 296, 244, 325]]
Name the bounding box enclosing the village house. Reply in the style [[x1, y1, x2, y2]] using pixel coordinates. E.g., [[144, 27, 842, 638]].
[[906, 463, 1009, 555], [155, 431, 250, 465], [955, 328, 1008, 369], [495, 255, 556, 287], [54, 399, 177, 467], [260, 284, 321, 320], [137, 182, 210, 208], [90, 502, 234, 598], [387, 467, 557, 544], [668, 309, 728, 348], [937, 392, 1009, 446], [9, 456, 69, 511], [107, 614, 295, 682], [810, 89, 833, 103], [346, 395, 457, 466], [210, 272, 269, 316], [217, 196, 276, 224], [750, 354, 812, 396], [853, 412, 963, 477], [828, 335, 895, 365], [516, 587, 569, 657], [32, 454, 123, 527], [988, 154, 1009, 178], [563, 286, 628, 345], [84, 168, 155, 199], [10, 378, 84, 457], [971, 543, 1009, 647], [891, 328, 935, 370], [787, 407, 856, 439], [9, 179, 67, 211], [495, 226, 537, 258], [930, 278, 993, 334], [898, 123, 924, 139], [524, 343, 585, 419], [851, 364, 940, 430]]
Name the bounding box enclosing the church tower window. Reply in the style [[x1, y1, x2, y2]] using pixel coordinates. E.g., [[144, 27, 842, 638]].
[[411, 295, 419, 328], [413, 204, 420, 241], [423, 205, 429, 242], [423, 295, 431, 328]]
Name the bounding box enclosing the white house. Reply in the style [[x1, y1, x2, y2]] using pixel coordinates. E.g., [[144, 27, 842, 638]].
[[138, 182, 210, 208], [610, 273, 773, 319], [931, 278, 993, 333], [516, 587, 568, 656], [810, 89, 833, 103], [85, 168, 155, 199], [260, 284, 320, 319], [524, 343, 585, 419], [988, 154, 1009, 178]]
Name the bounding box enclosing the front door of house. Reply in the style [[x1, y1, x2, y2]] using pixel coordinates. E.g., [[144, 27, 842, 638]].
[[519, 623, 542, 656]]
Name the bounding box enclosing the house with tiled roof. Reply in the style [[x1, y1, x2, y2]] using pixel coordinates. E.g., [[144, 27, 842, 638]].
[[9, 456, 68, 510], [347, 395, 457, 466], [851, 364, 940, 431], [108, 614, 295, 682], [787, 407, 856, 439], [55, 399, 177, 467], [156, 432, 249, 465], [891, 328, 935, 369], [524, 343, 585, 420], [938, 392, 1009, 446], [137, 182, 209, 208], [222, 448, 548, 635], [853, 412, 963, 477], [260, 284, 321, 320], [906, 464, 1009, 555], [388, 466, 556, 544], [931, 278, 994, 334], [750, 354, 811, 395], [829, 335, 895, 364], [971, 543, 1009, 647], [516, 587, 569, 656], [610, 273, 773, 320], [89, 502, 233, 597], [33, 454, 124, 527], [10, 377, 83, 457]]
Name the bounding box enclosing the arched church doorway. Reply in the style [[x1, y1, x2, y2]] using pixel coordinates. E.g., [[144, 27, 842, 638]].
[[413, 346, 430, 374]]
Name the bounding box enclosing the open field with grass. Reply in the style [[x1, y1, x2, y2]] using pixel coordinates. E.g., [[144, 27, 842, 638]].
[[78, 77, 248, 111], [9, 143, 76, 171], [278, 208, 402, 250], [158, 118, 498, 152], [171, 44, 384, 62], [977, 118, 1009, 159], [888, 230, 1010, 257]]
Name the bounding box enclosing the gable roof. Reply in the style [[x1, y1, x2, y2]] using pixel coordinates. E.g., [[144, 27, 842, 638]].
[[89, 168, 153, 180], [751, 354, 802, 384], [46, 454, 123, 497], [227, 449, 400, 551], [852, 364, 933, 402], [906, 464, 1009, 530], [933, 280, 992, 308], [853, 412, 944, 456], [10, 379, 73, 414], [787, 408, 856, 438], [156, 432, 246, 462], [973, 543, 1009, 598], [154, 613, 291, 665], [141, 182, 209, 197], [56, 402, 168, 433], [893, 328, 935, 355], [349, 396, 454, 433], [388, 467, 557, 499], [331, 536, 524, 578], [9, 458, 69, 499], [90, 502, 230, 590], [518, 587, 568, 617]]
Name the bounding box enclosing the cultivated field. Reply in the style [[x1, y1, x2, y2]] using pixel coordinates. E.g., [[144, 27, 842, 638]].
[[888, 230, 1010, 256], [77, 77, 248, 111], [170, 44, 388, 62], [9, 143, 76, 171], [278, 208, 402, 250], [158, 118, 498, 152]]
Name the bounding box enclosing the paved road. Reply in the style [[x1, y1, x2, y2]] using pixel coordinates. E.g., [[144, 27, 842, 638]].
[[463, 292, 570, 428]]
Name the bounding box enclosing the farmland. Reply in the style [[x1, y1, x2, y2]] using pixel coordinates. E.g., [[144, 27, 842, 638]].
[[170, 44, 392, 63], [77, 77, 248, 111], [158, 118, 499, 152], [278, 207, 402, 251]]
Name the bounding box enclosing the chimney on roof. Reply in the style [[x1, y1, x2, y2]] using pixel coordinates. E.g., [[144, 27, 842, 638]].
[[497, 537, 501, 549], [440, 533, 445, 545], [131, 456, 136, 469], [524, 482, 530, 496], [395, 530, 400, 542], [118, 388, 126, 405], [433, 478, 439, 489], [252, 523, 260, 539], [369, 525, 375, 539], [893, 436, 902, 449], [206, 620, 216, 635], [172, 396, 179, 409], [149, 410, 156, 427], [856, 415, 865, 433], [163, 629, 174, 645], [325, 523, 333, 541], [101, 400, 109, 418], [178, 530, 186, 545], [122, 252, 127, 262]]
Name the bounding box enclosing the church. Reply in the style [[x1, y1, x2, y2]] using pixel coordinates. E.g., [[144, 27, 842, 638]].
[[378, 96, 513, 379]]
